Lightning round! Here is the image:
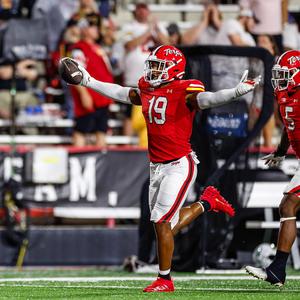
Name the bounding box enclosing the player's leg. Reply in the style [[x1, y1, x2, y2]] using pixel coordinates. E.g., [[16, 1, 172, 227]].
[[144, 155, 197, 292], [266, 193, 300, 279], [154, 221, 174, 275], [171, 202, 204, 236], [246, 193, 300, 286], [172, 186, 235, 236], [277, 193, 300, 252], [246, 169, 300, 286]]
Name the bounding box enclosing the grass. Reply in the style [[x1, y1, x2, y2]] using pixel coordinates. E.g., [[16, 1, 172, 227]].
[[0, 267, 299, 299]]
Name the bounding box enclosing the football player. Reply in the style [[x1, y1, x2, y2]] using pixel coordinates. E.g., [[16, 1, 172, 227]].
[[246, 50, 300, 287], [60, 45, 260, 292]]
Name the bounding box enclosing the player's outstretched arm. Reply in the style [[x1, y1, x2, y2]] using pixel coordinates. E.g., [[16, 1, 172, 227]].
[[262, 128, 289, 167], [58, 57, 141, 105], [187, 70, 261, 110]]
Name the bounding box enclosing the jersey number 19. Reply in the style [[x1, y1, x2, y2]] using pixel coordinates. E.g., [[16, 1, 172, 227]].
[[148, 96, 168, 125]]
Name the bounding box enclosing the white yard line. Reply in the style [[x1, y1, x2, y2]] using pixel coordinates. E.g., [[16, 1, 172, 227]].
[[0, 284, 299, 292], [0, 275, 300, 282]]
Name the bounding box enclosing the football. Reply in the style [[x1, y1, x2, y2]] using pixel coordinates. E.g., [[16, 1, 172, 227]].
[[58, 57, 83, 85]]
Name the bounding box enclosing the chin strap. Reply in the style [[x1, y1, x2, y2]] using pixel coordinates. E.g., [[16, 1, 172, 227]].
[[280, 217, 297, 223]]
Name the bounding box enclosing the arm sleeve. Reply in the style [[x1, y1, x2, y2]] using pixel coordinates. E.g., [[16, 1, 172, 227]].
[[85, 77, 133, 104], [196, 88, 237, 109]]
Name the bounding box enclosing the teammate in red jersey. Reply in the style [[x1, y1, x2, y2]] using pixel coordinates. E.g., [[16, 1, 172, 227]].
[[60, 45, 260, 292], [246, 50, 300, 287]]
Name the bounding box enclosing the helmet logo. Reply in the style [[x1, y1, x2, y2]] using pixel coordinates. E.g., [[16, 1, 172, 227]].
[[164, 49, 182, 57], [287, 56, 300, 65]]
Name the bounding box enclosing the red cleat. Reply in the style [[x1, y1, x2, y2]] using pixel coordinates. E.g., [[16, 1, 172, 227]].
[[200, 186, 235, 217], [143, 277, 175, 293]]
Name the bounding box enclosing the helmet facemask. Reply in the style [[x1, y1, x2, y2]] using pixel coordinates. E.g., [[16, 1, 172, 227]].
[[144, 58, 175, 87], [271, 64, 299, 91]]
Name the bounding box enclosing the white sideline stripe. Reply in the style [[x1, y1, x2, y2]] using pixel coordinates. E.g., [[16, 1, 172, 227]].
[[196, 269, 246, 274], [1, 284, 300, 292], [0, 135, 138, 145], [54, 207, 140, 219], [1, 275, 300, 282]]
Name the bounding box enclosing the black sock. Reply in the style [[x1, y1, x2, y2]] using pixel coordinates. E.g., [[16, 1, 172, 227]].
[[269, 250, 289, 273], [158, 272, 171, 280], [199, 200, 211, 211]]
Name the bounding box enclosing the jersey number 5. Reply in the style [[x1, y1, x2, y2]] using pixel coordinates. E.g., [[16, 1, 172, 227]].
[[285, 106, 295, 131], [148, 96, 168, 125]]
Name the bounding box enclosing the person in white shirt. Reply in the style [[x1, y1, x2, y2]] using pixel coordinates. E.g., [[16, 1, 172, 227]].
[[212, 8, 256, 94], [119, 2, 169, 136], [214, 8, 256, 47], [182, 4, 222, 46], [239, 0, 286, 53], [121, 2, 169, 87]]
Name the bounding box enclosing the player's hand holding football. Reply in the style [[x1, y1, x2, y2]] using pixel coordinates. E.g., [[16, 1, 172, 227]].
[[58, 57, 91, 87], [261, 152, 285, 167], [235, 70, 261, 98]]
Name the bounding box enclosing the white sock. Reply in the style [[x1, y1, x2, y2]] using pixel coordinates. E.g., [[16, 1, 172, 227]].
[[159, 269, 170, 276]]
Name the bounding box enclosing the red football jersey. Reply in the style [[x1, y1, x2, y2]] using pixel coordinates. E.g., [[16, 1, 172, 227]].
[[276, 88, 300, 158], [138, 77, 205, 163]]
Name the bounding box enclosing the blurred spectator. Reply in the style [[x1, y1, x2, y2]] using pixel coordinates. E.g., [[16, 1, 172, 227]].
[[211, 8, 255, 94], [250, 35, 279, 147], [167, 23, 182, 46], [74, 0, 98, 16], [283, 14, 300, 51], [70, 13, 114, 147], [131, 105, 147, 148], [121, 2, 169, 87], [0, 0, 37, 19], [69, 0, 106, 52], [182, 4, 222, 45], [239, 0, 286, 53], [18, 0, 36, 18], [32, 0, 78, 20], [32, 0, 79, 51], [0, 59, 39, 119], [49, 19, 81, 120], [68, 0, 100, 35], [214, 8, 255, 46], [0, 0, 20, 21], [100, 18, 118, 72], [120, 2, 169, 136], [98, 0, 110, 19]]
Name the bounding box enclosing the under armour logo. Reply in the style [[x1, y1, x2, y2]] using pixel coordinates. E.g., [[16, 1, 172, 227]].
[[167, 89, 173, 93]]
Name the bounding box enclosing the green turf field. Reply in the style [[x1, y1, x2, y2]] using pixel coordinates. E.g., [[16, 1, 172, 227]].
[[0, 268, 299, 299]]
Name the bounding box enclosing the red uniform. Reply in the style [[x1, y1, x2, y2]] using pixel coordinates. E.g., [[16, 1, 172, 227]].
[[71, 41, 113, 117], [276, 88, 300, 158], [138, 77, 205, 163]]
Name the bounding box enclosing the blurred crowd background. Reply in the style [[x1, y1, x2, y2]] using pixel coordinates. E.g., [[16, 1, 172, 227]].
[[0, 0, 299, 149]]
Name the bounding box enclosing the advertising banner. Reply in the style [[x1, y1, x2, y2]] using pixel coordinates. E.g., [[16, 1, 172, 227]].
[[0, 149, 149, 208]]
